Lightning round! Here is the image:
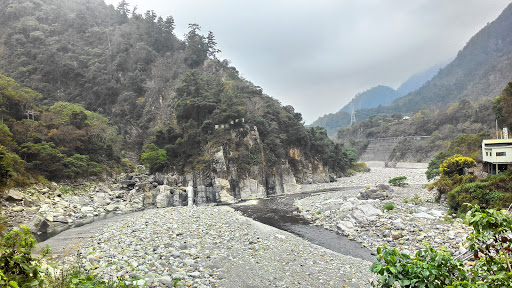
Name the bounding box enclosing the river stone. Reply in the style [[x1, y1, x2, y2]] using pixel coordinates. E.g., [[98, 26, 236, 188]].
[[27, 215, 50, 233], [81, 206, 94, 214], [39, 204, 52, 213], [105, 203, 119, 212], [392, 219, 405, 230], [12, 206, 24, 212], [350, 204, 383, 223], [336, 221, 355, 236], [54, 216, 71, 223], [5, 190, 24, 202], [430, 210, 445, 217]]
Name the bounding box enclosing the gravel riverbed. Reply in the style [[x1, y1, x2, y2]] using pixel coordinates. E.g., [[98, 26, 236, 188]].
[[296, 165, 473, 257], [38, 163, 473, 287], [43, 206, 375, 287]]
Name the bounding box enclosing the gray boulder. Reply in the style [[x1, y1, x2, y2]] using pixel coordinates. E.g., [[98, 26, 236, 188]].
[[27, 215, 50, 233], [156, 190, 171, 208], [350, 204, 383, 224], [5, 190, 24, 202], [93, 192, 110, 206], [336, 221, 355, 236]]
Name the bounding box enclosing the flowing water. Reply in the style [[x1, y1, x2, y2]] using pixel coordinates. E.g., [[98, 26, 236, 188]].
[[232, 187, 374, 262]]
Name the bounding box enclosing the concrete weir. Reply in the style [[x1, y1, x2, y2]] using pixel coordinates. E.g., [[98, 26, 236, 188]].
[[359, 136, 430, 162]]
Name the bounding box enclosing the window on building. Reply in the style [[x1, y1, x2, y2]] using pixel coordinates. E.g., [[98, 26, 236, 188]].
[[496, 152, 506, 156]]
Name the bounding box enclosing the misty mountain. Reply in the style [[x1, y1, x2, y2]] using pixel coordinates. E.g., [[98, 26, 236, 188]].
[[396, 62, 447, 96], [313, 2, 512, 136], [312, 85, 400, 136], [363, 2, 512, 116], [311, 64, 443, 136], [339, 85, 401, 112]]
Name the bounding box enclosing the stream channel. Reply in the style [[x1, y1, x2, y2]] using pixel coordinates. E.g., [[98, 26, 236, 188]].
[[37, 187, 374, 262], [232, 187, 374, 262]]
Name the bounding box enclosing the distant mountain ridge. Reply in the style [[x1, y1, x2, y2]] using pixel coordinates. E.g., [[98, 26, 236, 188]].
[[359, 2, 512, 117], [312, 2, 512, 136], [311, 63, 444, 136], [396, 62, 447, 96], [339, 85, 401, 112]]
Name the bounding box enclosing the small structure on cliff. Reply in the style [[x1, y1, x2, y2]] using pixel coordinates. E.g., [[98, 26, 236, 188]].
[[482, 137, 512, 174]]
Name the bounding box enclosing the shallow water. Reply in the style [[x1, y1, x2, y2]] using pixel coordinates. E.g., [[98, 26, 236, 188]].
[[232, 187, 375, 262]]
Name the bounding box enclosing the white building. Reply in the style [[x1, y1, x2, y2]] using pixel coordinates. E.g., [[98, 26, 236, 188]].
[[482, 138, 512, 174]]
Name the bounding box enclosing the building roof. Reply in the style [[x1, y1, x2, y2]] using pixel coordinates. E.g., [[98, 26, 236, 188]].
[[483, 139, 512, 145]]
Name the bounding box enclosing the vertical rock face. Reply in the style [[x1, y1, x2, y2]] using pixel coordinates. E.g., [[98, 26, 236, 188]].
[[150, 125, 331, 204]]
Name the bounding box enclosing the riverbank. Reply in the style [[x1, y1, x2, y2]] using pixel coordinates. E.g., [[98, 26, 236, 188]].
[[40, 206, 375, 288], [295, 166, 473, 256]]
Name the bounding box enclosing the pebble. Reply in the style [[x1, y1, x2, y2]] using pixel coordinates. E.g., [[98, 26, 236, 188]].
[[53, 206, 375, 287]]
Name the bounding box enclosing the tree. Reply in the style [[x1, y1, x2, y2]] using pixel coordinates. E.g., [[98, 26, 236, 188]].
[[494, 81, 512, 130], [184, 24, 208, 68], [207, 31, 221, 59], [140, 143, 168, 173], [164, 16, 175, 33], [116, 0, 130, 18]]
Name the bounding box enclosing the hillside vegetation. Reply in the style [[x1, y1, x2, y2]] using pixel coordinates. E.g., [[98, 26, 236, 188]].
[[0, 0, 356, 188], [0, 74, 126, 192], [338, 98, 496, 162], [356, 3, 512, 120]]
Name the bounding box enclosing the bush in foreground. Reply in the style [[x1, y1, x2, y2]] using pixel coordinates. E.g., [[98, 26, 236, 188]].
[[370, 205, 512, 287], [0, 226, 138, 288]]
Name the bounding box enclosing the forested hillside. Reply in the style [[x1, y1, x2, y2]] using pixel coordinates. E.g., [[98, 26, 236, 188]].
[[0, 0, 356, 191], [0, 74, 126, 191]]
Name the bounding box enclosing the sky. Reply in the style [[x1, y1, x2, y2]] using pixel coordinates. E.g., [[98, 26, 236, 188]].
[[104, 0, 511, 124]]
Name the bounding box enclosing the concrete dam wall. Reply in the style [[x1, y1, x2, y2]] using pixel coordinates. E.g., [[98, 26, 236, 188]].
[[359, 136, 431, 162]]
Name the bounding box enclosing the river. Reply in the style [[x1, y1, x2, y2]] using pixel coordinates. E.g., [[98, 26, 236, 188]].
[[232, 187, 374, 262]]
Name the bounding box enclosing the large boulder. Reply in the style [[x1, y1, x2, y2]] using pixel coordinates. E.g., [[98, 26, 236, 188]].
[[143, 192, 155, 207], [349, 204, 383, 224], [27, 215, 50, 233], [93, 192, 110, 206], [336, 221, 355, 236], [358, 185, 391, 200], [5, 190, 24, 202]]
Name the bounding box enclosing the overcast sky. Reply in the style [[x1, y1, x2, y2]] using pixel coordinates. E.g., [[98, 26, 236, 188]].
[[104, 0, 511, 124]]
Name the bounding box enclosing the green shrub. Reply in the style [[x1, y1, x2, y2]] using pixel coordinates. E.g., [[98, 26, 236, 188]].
[[382, 203, 395, 211], [140, 143, 168, 173], [388, 176, 408, 187], [370, 244, 466, 288], [352, 162, 370, 173], [439, 154, 475, 177], [0, 226, 49, 288], [370, 205, 512, 288]]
